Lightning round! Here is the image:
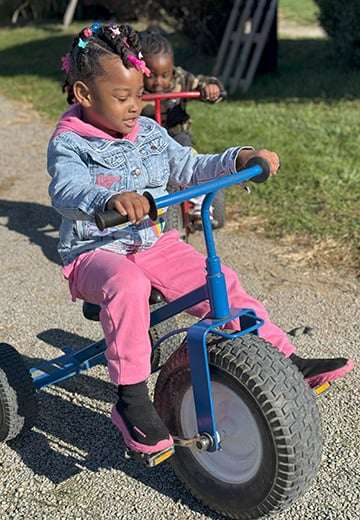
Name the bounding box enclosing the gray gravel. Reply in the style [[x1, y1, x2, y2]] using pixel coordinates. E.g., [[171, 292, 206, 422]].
[[0, 95, 359, 520]]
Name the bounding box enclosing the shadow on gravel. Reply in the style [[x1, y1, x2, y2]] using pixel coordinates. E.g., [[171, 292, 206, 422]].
[[0, 199, 61, 264], [8, 344, 227, 520]]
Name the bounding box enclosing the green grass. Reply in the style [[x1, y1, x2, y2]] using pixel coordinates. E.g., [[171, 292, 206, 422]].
[[0, 25, 359, 265], [279, 0, 319, 26], [0, 25, 87, 119], [192, 101, 360, 247]]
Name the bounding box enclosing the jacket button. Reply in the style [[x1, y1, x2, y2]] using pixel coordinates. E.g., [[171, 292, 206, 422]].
[[132, 168, 141, 176]]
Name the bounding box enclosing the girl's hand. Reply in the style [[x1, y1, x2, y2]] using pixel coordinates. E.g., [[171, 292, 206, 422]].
[[107, 192, 150, 225], [236, 149, 280, 176], [204, 83, 221, 102]]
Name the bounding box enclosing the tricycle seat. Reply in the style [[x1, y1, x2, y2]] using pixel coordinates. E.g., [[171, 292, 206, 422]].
[[82, 287, 165, 321]]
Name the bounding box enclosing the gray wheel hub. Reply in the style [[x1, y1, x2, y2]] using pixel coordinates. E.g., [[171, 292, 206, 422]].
[[180, 381, 263, 484]]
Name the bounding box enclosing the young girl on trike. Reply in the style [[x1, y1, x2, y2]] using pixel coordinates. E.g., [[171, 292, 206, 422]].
[[42, 22, 354, 519]]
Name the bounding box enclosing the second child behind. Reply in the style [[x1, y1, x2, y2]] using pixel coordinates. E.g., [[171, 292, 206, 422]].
[[140, 28, 225, 225]]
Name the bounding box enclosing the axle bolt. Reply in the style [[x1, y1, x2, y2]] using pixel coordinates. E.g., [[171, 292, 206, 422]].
[[196, 434, 213, 451]]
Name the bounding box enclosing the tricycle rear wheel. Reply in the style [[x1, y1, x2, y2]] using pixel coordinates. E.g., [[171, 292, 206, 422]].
[[212, 189, 225, 229], [0, 343, 37, 442], [149, 303, 181, 371], [164, 203, 187, 241], [154, 335, 322, 519]]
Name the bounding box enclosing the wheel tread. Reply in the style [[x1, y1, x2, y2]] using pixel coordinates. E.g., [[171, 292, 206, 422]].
[[154, 334, 322, 519]]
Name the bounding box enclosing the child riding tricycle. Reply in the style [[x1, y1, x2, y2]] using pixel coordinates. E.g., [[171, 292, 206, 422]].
[[0, 22, 354, 520]]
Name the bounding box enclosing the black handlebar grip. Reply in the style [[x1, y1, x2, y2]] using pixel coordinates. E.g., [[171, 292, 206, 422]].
[[95, 191, 158, 231], [143, 191, 158, 221], [244, 157, 271, 183], [95, 209, 128, 231]]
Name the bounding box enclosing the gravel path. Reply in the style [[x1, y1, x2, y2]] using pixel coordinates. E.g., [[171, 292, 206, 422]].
[[0, 95, 359, 520]]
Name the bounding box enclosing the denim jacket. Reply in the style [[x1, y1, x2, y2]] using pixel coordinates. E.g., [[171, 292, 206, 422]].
[[47, 114, 243, 265]]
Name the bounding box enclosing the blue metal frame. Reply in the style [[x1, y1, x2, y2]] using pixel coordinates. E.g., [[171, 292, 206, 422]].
[[30, 164, 265, 450]]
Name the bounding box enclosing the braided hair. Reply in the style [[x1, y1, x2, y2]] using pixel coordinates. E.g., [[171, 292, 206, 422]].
[[62, 23, 144, 105], [138, 28, 173, 60]]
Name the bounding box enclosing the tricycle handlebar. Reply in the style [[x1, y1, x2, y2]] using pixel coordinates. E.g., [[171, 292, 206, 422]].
[[94, 158, 270, 231], [142, 90, 227, 124], [143, 92, 202, 102], [142, 91, 227, 102], [143, 92, 201, 125]]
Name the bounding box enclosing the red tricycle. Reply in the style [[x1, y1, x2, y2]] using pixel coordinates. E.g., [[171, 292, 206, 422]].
[[142, 91, 226, 240]]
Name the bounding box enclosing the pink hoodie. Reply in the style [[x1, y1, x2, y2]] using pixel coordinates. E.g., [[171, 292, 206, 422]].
[[51, 104, 139, 142]]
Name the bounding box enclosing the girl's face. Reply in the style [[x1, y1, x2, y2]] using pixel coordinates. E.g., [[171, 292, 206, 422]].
[[144, 52, 174, 93], [74, 55, 144, 136]]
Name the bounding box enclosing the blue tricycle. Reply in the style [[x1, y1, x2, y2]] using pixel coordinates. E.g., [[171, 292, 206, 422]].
[[0, 158, 324, 519]]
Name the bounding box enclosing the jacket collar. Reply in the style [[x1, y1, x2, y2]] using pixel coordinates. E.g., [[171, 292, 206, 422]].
[[51, 104, 139, 142]]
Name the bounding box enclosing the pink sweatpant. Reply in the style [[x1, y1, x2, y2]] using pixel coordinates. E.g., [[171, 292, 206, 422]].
[[65, 230, 296, 385]]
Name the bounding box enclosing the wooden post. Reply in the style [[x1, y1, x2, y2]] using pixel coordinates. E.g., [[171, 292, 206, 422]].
[[63, 0, 79, 29], [213, 0, 278, 93]]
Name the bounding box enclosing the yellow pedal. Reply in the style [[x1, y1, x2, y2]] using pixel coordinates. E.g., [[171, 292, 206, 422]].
[[125, 446, 175, 468], [314, 381, 331, 397], [150, 446, 175, 467]]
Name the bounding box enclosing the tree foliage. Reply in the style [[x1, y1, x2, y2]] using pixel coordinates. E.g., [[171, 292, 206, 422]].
[[315, 0, 360, 67], [0, 0, 233, 55]]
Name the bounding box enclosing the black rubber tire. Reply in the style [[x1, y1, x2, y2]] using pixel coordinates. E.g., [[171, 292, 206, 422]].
[[154, 335, 322, 520], [164, 203, 187, 242], [149, 303, 182, 371], [0, 343, 38, 442], [212, 189, 226, 229], [164, 180, 187, 241]]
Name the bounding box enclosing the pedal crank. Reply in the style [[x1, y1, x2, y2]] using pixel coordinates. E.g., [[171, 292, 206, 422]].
[[173, 433, 214, 451]]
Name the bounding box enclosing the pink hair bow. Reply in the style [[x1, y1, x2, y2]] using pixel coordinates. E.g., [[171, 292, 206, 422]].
[[127, 54, 151, 77], [83, 27, 93, 38], [61, 53, 71, 74]]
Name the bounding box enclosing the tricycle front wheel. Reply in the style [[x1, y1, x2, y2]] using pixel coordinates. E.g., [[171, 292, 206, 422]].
[[154, 335, 322, 519]]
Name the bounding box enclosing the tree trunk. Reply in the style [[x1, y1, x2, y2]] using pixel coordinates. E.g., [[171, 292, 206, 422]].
[[11, 1, 30, 24], [63, 0, 79, 28]]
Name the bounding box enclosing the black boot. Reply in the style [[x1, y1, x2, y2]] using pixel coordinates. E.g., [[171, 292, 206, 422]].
[[290, 353, 353, 387], [111, 381, 172, 452]]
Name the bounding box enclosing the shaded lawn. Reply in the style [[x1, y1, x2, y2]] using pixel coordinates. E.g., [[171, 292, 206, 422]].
[[0, 25, 359, 264], [190, 38, 360, 252]]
